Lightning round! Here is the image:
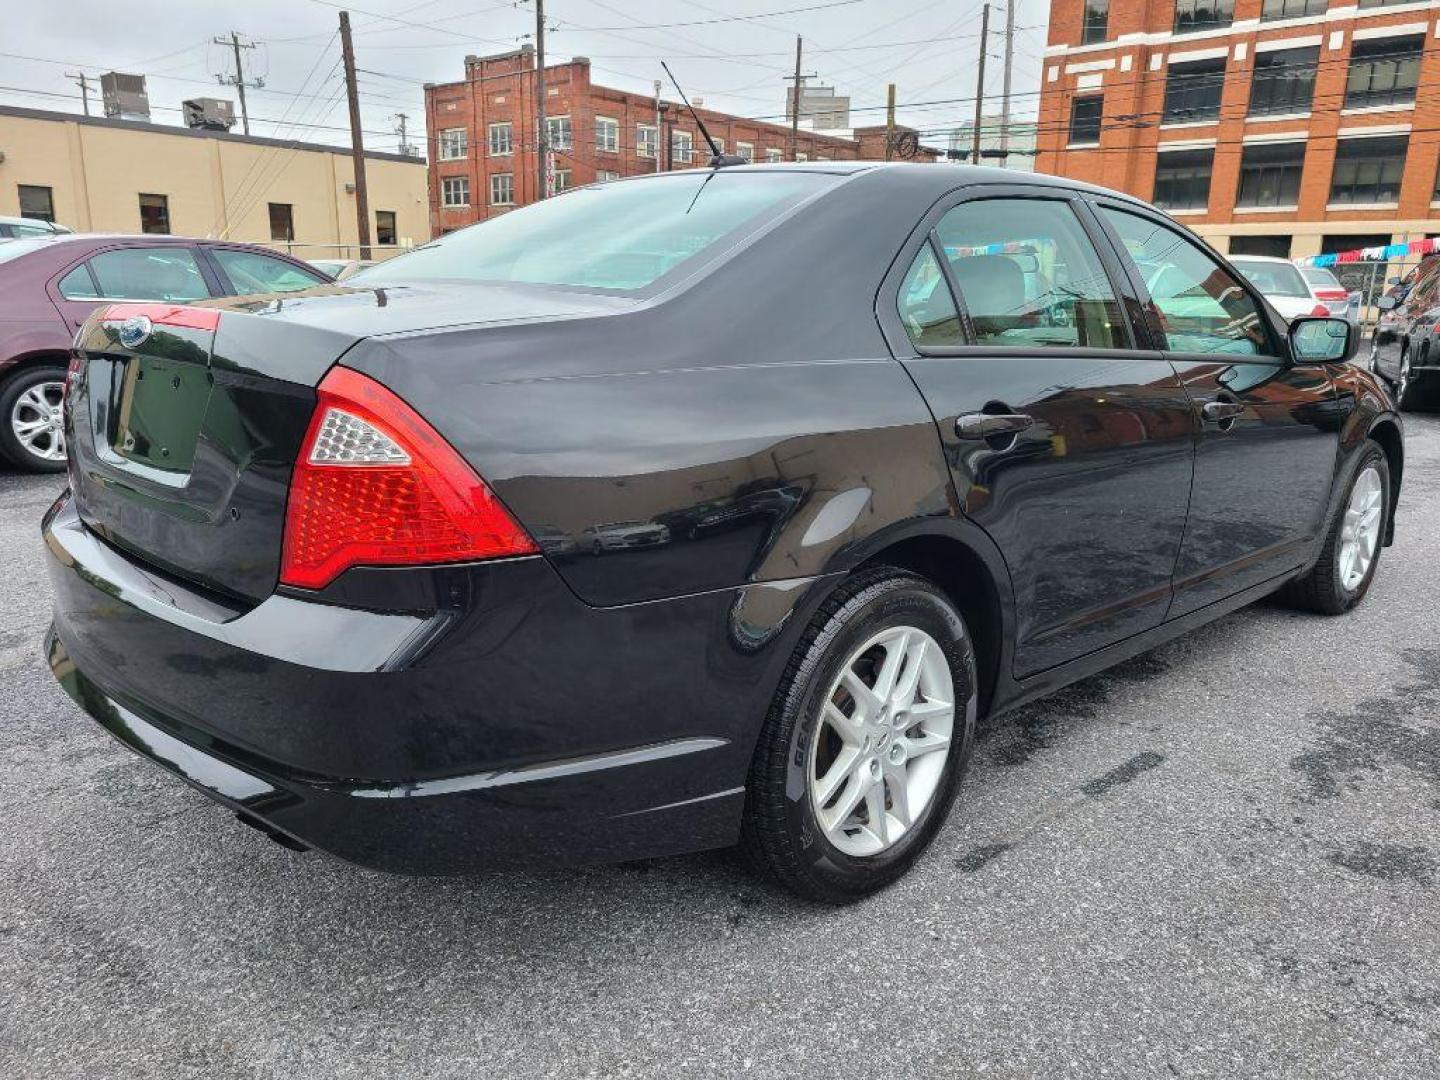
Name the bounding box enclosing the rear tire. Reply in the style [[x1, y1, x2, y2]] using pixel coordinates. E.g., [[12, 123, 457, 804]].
[[740, 567, 977, 904], [1278, 440, 1389, 615], [0, 365, 69, 473]]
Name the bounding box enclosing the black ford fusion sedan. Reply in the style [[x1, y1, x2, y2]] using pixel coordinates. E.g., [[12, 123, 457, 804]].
[[45, 164, 1402, 903]]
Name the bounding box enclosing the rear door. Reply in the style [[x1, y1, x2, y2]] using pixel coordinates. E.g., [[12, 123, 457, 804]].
[[1091, 201, 1338, 617], [879, 186, 1197, 677], [49, 245, 216, 332]]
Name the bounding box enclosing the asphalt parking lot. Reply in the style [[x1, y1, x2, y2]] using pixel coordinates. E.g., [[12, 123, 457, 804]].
[[0, 415, 1437, 1080]]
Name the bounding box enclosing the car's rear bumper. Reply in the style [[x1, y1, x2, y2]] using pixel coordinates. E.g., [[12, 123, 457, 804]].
[[43, 492, 808, 873]]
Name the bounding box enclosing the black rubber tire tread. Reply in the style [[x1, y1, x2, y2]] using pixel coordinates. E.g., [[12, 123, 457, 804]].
[[0, 365, 69, 473], [739, 565, 974, 904], [1278, 440, 1389, 615]]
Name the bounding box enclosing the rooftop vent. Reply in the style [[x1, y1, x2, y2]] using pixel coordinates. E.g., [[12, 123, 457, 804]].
[[182, 97, 236, 131], [101, 72, 150, 123]]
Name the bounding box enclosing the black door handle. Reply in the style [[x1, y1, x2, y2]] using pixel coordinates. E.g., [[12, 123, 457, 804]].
[[955, 412, 1034, 440], [1201, 400, 1245, 423]]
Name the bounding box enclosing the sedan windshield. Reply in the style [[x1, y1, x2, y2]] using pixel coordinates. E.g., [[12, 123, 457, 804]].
[[353, 171, 836, 293], [1231, 258, 1310, 298]]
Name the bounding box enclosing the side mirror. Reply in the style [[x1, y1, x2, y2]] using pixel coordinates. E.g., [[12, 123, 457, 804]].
[[1289, 316, 1354, 364], [1377, 294, 1398, 311]]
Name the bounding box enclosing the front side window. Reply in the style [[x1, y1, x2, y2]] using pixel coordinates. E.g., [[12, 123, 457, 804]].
[[595, 116, 619, 153], [439, 128, 468, 160], [1070, 96, 1102, 145], [1249, 46, 1319, 116], [545, 116, 572, 150], [488, 122, 512, 156], [897, 243, 963, 348], [375, 210, 397, 245], [139, 193, 170, 235], [1173, 0, 1233, 33], [1082, 0, 1109, 43], [353, 171, 834, 294], [1236, 142, 1306, 208], [1164, 58, 1225, 123], [1101, 207, 1268, 356], [1153, 149, 1214, 211], [1345, 36, 1423, 109], [1330, 136, 1407, 205], [490, 173, 514, 206], [637, 124, 658, 159], [268, 202, 294, 242], [210, 249, 324, 296], [18, 184, 54, 222], [935, 198, 1126, 350], [441, 176, 470, 207], [89, 247, 207, 301]]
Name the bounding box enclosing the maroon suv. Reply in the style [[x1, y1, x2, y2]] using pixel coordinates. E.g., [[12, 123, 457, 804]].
[[0, 234, 330, 471]]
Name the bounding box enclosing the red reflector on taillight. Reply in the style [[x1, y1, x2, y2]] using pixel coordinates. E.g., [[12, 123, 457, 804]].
[[280, 366, 537, 589]]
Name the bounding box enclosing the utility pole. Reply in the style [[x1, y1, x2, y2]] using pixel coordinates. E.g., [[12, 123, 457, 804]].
[[884, 83, 896, 162], [65, 72, 94, 116], [789, 36, 803, 162], [971, 4, 990, 167], [213, 31, 263, 136], [999, 0, 1015, 164], [393, 112, 416, 157], [653, 80, 663, 173], [339, 12, 372, 260], [535, 0, 548, 201]]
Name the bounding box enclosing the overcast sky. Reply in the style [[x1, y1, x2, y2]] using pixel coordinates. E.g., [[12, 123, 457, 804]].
[[4, 0, 1049, 156]]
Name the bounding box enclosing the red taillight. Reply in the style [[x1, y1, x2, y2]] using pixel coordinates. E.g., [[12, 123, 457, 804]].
[[1309, 304, 1330, 317], [279, 366, 537, 590], [1313, 288, 1349, 301]]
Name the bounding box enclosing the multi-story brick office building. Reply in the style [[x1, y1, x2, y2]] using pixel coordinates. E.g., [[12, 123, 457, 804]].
[[423, 45, 935, 234], [1035, 0, 1440, 263]]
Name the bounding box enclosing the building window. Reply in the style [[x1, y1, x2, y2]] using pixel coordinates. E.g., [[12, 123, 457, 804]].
[[1345, 36, 1423, 110], [595, 116, 619, 153], [375, 210, 397, 245], [17, 184, 54, 222], [441, 176, 470, 207], [268, 203, 294, 242], [736, 141, 754, 162], [554, 169, 573, 193], [1082, 0, 1109, 44], [1173, 0, 1233, 34], [139, 193, 170, 234], [545, 115, 572, 150], [1229, 235, 1292, 257], [671, 130, 694, 164], [1069, 96, 1103, 145], [1163, 58, 1225, 124], [764, 148, 783, 163], [489, 173, 513, 206], [713, 138, 725, 153], [796, 152, 809, 162], [1358, 0, 1418, 6], [1235, 142, 1306, 208], [1249, 46, 1319, 116], [1152, 149, 1214, 211], [438, 128, 468, 161], [1261, 0, 1325, 18], [597, 170, 620, 183], [637, 124, 658, 158], [1330, 136, 1408, 205], [488, 122, 512, 156]]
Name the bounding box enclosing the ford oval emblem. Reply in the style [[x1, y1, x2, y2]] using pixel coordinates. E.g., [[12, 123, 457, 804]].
[[117, 315, 152, 350]]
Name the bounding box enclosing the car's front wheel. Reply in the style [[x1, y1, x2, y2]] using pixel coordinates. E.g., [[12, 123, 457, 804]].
[[741, 567, 977, 903], [0, 365, 69, 473], [1394, 345, 1435, 411]]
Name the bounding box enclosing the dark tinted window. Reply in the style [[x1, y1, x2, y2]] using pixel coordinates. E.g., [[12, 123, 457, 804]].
[[1249, 46, 1319, 116], [355, 172, 834, 293], [1236, 142, 1305, 208], [90, 247, 207, 301], [1329, 136, 1407, 205], [376, 210, 397, 245], [1082, 0, 1108, 43], [1069, 97, 1103, 145], [18, 184, 54, 222], [1153, 149, 1213, 211], [1261, 0, 1325, 18], [897, 244, 963, 348], [1174, 0, 1233, 34], [268, 203, 294, 242], [1230, 234, 1292, 258], [1164, 58, 1225, 123], [1345, 36, 1422, 109], [139, 193, 170, 235], [936, 199, 1126, 350], [210, 249, 325, 295]]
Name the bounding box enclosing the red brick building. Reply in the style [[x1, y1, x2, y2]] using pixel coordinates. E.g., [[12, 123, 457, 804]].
[[423, 45, 935, 233], [1035, 0, 1440, 263]]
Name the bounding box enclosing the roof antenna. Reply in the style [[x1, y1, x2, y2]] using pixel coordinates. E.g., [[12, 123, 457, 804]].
[[661, 61, 748, 168]]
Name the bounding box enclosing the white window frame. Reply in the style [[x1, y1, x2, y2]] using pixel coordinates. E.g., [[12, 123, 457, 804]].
[[438, 128, 468, 161], [597, 169, 620, 182], [637, 124, 658, 159], [672, 130, 694, 164], [764, 148, 782, 163], [555, 169, 573, 193], [488, 122, 513, 157], [737, 141, 754, 162], [595, 116, 620, 153], [796, 152, 809, 162], [545, 115, 573, 150], [489, 173, 514, 206], [441, 176, 470, 207]]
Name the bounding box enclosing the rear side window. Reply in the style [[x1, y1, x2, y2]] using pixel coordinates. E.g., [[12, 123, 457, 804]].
[[897, 243, 963, 347], [1101, 207, 1268, 356], [57, 264, 99, 299], [934, 198, 1127, 349], [210, 249, 324, 296], [89, 248, 208, 302], [353, 172, 835, 293]]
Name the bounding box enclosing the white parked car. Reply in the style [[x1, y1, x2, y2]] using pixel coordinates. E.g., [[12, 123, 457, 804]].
[[0, 216, 71, 240], [1230, 255, 1355, 323]]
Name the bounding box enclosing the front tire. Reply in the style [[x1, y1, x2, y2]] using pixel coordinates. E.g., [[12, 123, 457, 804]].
[[740, 567, 977, 903], [1394, 346, 1436, 411], [0, 365, 69, 473]]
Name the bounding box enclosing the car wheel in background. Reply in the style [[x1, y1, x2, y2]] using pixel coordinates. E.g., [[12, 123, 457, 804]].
[[1278, 441, 1390, 615], [1394, 347, 1435, 412], [0, 365, 69, 473], [740, 567, 977, 903]]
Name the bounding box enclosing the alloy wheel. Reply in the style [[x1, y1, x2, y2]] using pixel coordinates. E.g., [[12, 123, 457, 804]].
[[807, 625, 954, 857], [10, 380, 66, 464], [1338, 465, 1383, 592]]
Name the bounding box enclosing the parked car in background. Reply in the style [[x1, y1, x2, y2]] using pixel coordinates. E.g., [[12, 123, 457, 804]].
[[0, 216, 72, 240], [1230, 256, 1353, 322], [45, 165, 1401, 903], [307, 258, 375, 281], [1383, 256, 1437, 305], [0, 234, 332, 471], [1298, 263, 1358, 321], [1372, 255, 1440, 410]]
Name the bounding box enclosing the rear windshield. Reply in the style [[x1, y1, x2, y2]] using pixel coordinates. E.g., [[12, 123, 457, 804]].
[[1300, 265, 1342, 288], [1231, 258, 1310, 298], [353, 171, 836, 293]]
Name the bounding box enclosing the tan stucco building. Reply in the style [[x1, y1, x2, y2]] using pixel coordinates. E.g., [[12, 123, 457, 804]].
[[0, 105, 430, 257]]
